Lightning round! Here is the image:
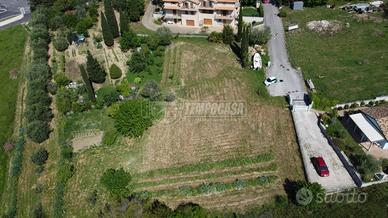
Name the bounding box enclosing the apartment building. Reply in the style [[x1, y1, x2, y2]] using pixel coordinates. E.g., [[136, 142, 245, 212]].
[[163, 0, 240, 28]]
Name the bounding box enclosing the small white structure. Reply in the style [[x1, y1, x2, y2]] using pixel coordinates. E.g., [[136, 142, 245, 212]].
[[369, 1, 384, 7], [253, 53, 262, 70], [289, 92, 313, 112], [288, 24, 299, 32]]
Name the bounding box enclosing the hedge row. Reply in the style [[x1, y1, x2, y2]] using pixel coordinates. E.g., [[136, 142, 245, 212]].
[[4, 130, 26, 217], [26, 8, 52, 143]]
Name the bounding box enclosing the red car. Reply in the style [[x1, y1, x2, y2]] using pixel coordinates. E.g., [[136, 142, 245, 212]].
[[313, 156, 330, 177]]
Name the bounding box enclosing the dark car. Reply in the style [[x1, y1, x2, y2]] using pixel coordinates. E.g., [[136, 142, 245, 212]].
[[312, 156, 330, 177]]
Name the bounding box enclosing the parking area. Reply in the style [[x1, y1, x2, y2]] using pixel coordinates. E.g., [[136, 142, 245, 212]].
[[292, 111, 356, 192], [0, 0, 30, 29]]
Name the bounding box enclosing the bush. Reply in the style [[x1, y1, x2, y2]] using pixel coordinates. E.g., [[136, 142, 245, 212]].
[[208, 32, 223, 43], [53, 35, 69, 51], [140, 80, 161, 101], [119, 29, 140, 51], [109, 64, 122, 79], [304, 0, 328, 7], [249, 26, 271, 45], [164, 93, 176, 102], [96, 86, 120, 108], [353, 154, 380, 181], [86, 51, 107, 83], [31, 147, 49, 165], [100, 168, 132, 198], [76, 16, 94, 36], [156, 27, 172, 46], [278, 9, 287, 17], [114, 100, 158, 137]]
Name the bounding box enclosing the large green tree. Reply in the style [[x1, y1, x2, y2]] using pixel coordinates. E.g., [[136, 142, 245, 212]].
[[104, 0, 120, 38], [114, 100, 158, 137], [119, 11, 130, 36], [100, 12, 114, 46], [86, 51, 107, 84]]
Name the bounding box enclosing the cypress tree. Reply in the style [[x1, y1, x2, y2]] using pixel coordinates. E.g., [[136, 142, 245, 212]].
[[101, 12, 114, 46], [241, 25, 250, 68], [104, 0, 120, 38], [79, 64, 96, 101], [237, 6, 243, 42], [86, 51, 107, 84], [119, 11, 129, 36]]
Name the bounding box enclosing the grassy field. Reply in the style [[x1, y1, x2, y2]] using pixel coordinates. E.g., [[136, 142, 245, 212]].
[[60, 39, 303, 216], [0, 25, 27, 210], [284, 7, 388, 103]]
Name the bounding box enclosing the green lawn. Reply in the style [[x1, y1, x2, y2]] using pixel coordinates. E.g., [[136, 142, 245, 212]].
[[0, 25, 27, 204], [284, 7, 388, 103]]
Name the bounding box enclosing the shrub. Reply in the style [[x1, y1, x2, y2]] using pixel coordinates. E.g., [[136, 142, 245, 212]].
[[208, 31, 223, 43], [54, 73, 71, 87], [119, 28, 140, 51], [140, 80, 161, 101], [27, 121, 50, 143], [114, 100, 158, 137], [100, 168, 132, 198], [304, 0, 328, 7], [31, 147, 49, 165], [96, 86, 120, 108], [367, 101, 375, 107], [164, 93, 176, 102], [350, 103, 359, 108], [344, 104, 350, 109], [249, 26, 271, 45], [109, 64, 122, 79], [53, 35, 69, 51], [32, 202, 45, 218], [76, 16, 94, 36], [278, 9, 287, 17], [360, 101, 366, 106], [353, 154, 380, 181], [222, 25, 234, 44], [156, 27, 172, 46]]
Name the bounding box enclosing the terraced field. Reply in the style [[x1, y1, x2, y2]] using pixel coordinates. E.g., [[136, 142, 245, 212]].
[[133, 39, 304, 210], [63, 39, 303, 216]]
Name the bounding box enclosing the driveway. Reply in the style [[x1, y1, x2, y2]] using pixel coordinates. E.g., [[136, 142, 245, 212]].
[[292, 111, 356, 192], [263, 4, 305, 96], [0, 0, 31, 30]]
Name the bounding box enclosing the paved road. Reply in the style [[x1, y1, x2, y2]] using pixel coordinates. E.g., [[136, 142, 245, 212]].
[[293, 111, 356, 192], [0, 0, 31, 30], [263, 4, 305, 96]]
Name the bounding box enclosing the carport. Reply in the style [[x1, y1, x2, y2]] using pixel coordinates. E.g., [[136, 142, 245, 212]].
[[348, 113, 387, 150]]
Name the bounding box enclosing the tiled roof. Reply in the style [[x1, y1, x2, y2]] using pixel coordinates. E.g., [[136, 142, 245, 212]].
[[362, 106, 388, 138]]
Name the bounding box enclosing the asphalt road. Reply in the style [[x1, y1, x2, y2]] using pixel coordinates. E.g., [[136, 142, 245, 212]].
[[0, 0, 30, 30], [263, 4, 305, 96]]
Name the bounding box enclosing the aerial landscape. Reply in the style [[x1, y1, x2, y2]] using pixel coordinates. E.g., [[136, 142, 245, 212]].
[[0, 0, 387, 217]]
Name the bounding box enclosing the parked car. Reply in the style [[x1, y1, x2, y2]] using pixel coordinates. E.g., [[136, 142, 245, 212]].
[[166, 20, 174, 24], [312, 156, 330, 177], [264, 77, 278, 86]]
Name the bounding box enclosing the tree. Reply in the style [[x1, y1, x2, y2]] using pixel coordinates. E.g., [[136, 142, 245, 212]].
[[384, 2, 388, 18], [127, 46, 153, 73], [114, 100, 158, 137], [128, 0, 144, 21], [119, 11, 129, 36], [31, 147, 49, 165], [27, 121, 50, 143], [240, 25, 250, 68], [156, 27, 172, 46], [100, 168, 132, 198], [79, 64, 96, 100], [119, 28, 140, 51], [53, 35, 69, 51], [222, 24, 234, 44], [100, 12, 114, 46], [86, 51, 107, 83], [104, 0, 120, 38], [237, 6, 243, 41]]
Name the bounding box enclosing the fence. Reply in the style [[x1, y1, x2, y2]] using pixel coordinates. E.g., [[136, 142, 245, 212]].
[[332, 95, 388, 110]]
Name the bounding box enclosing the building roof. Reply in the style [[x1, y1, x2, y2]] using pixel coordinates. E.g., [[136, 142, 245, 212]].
[[350, 113, 385, 142], [164, 4, 180, 10], [361, 106, 388, 138]]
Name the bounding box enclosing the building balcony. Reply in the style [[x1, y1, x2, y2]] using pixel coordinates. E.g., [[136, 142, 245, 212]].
[[215, 14, 234, 20], [180, 6, 198, 11], [164, 4, 180, 10], [164, 14, 182, 19]]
